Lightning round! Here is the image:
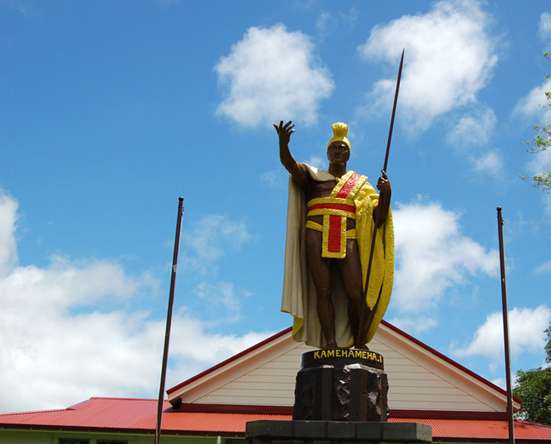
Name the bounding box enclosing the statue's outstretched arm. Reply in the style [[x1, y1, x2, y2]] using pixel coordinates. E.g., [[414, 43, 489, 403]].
[[274, 120, 308, 188]]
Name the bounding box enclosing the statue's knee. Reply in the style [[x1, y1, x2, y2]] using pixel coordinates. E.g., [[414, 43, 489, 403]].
[[316, 288, 331, 301], [352, 291, 363, 303]]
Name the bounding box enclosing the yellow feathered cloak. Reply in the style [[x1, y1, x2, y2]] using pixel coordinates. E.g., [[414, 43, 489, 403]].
[[280, 165, 394, 348]]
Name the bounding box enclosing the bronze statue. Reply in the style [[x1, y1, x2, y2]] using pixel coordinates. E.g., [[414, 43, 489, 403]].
[[277, 121, 394, 350]]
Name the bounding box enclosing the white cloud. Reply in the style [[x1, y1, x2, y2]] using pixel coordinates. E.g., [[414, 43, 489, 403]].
[[0, 194, 270, 412], [0, 0, 33, 16], [514, 78, 551, 124], [540, 12, 551, 40], [535, 259, 551, 274], [1, 256, 146, 311], [545, 194, 551, 215], [448, 107, 497, 147], [357, 0, 498, 132], [0, 194, 17, 276], [516, 81, 551, 213], [527, 144, 551, 177], [166, 311, 270, 389], [194, 281, 243, 321], [454, 305, 551, 363], [388, 315, 438, 334], [316, 12, 332, 34], [525, 141, 551, 215], [261, 168, 286, 190], [184, 214, 251, 274], [316, 8, 358, 34], [446, 107, 503, 177], [472, 150, 504, 177], [306, 155, 324, 169], [216, 24, 334, 127], [393, 201, 498, 311]]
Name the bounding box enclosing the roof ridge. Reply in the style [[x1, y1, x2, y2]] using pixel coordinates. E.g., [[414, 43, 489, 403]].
[[89, 396, 157, 401], [0, 407, 72, 417]]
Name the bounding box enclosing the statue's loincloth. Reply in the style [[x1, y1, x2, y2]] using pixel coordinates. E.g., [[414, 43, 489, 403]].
[[305, 171, 366, 259], [306, 197, 357, 258]]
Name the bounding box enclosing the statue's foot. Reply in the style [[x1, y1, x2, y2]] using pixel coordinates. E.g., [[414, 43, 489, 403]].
[[326, 341, 338, 349], [354, 343, 370, 351]]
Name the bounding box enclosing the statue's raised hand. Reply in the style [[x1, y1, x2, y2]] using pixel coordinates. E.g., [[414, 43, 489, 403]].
[[273, 120, 295, 146]]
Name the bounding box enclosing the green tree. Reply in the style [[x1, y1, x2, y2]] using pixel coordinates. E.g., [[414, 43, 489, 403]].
[[513, 323, 551, 424], [527, 52, 551, 192]]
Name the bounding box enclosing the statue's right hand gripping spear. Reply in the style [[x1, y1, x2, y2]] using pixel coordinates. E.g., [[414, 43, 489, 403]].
[[357, 49, 404, 348]]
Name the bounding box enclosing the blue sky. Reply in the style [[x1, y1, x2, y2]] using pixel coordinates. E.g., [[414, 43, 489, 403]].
[[1, 0, 550, 412]]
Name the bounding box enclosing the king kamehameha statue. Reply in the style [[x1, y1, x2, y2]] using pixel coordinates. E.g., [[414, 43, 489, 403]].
[[277, 121, 394, 351], [248, 120, 431, 444], [272, 52, 403, 423], [275, 121, 394, 421]]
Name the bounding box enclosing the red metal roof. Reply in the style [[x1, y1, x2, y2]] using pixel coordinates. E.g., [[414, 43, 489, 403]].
[[0, 398, 550, 439], [388, 417, 551, 440], [0, 398, 287, 435]]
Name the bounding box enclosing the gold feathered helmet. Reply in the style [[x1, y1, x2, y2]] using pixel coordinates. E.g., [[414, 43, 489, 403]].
[[327, 122, 351, 151]]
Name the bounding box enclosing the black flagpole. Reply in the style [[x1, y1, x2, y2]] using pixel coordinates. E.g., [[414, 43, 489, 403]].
[[155, 197, 184, 444], [497, 207, 515, 444]]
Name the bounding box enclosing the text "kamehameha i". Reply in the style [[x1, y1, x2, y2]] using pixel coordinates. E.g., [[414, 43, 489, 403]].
[[313, 349, 383, 363]]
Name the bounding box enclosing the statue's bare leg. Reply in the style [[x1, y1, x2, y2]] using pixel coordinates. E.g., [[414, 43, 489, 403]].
[[338, 238, 369, 349], [305, 229, 337, 349]]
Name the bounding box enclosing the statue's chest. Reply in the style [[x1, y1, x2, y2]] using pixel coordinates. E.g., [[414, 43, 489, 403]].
[[306, 179, 337, 199]]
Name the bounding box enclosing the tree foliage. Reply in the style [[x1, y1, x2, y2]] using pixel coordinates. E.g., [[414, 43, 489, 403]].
[[527, 52, 551, 192], [513, 323, 551, 424]]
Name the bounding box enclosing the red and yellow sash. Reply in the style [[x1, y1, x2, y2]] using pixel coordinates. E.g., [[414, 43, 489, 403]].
[[306, 171, 367, 258]]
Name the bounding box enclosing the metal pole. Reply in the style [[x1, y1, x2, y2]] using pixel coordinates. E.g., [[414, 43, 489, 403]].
[[497, 207, 515, 444], [155, 197, 184, 444]]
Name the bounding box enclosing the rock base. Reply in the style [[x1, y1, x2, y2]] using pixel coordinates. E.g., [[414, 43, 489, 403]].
[[246, 420, 432, 444], [293, 350, 388, 421]]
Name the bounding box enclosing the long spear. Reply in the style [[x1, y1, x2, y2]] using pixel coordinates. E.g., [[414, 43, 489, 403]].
[[359, 50, 404, 345], [155, 197, 184, 444]]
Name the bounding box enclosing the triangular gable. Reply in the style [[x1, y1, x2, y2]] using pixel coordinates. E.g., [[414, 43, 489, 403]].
[[168, 321, 518, 415]]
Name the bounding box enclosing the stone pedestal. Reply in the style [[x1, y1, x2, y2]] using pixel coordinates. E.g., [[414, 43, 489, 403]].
[[293, 349, 388, 421], [246, 420, 432, 444]]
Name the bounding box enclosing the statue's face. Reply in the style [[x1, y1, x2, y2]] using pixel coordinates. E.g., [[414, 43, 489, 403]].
[[327, 141, 350, 165]]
